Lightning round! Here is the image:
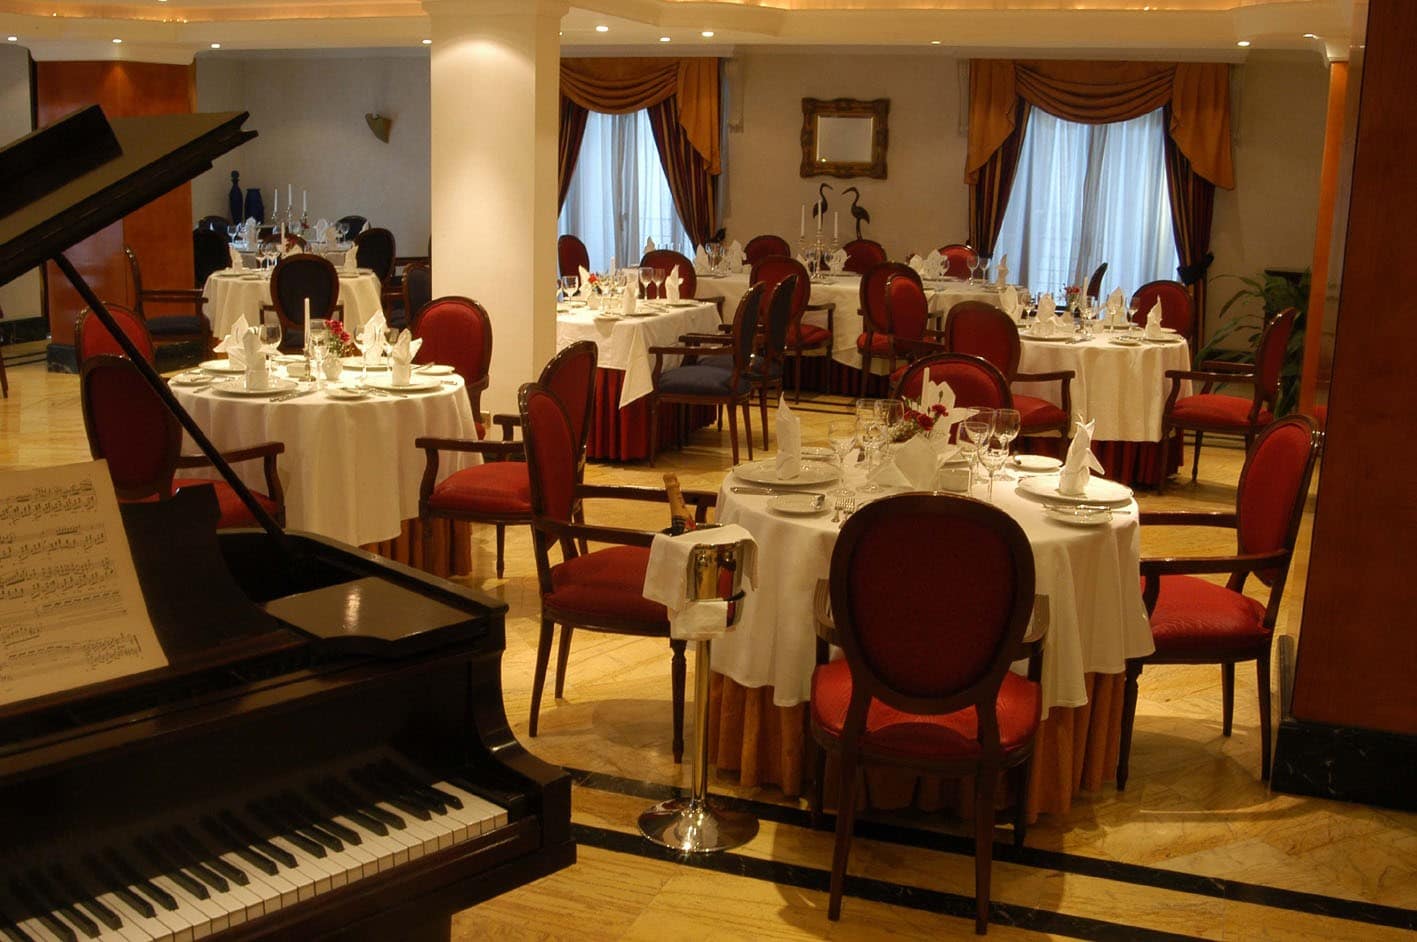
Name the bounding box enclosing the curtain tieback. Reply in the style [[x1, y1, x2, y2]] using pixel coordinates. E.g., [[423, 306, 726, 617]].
[[1178, 252, 1213, 286]]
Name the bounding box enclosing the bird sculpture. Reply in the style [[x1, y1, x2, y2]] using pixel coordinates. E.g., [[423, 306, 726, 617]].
[[811, 183, 833, 220], [843, 186, 871, 239]]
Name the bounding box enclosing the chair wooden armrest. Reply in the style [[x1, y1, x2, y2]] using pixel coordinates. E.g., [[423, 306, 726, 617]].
[[1198, 359, 1256, 375], [578, 483, 716, 523], [176, 441, 284, 468], [695, 293, 727, 317], [414, 435, 522, 459], [540, 520, 657, 549], [489, 413, 522, 440], [1165, 368, 1256, 385], [1140, 551, 1287, 578], [679, 332, 732, 345], [895, 338, 948, 357], [1016, 369, 1076, 383], [142, 288, 206, 305], [1138, 510, 1238, 528], [649, 344, 727, 358]]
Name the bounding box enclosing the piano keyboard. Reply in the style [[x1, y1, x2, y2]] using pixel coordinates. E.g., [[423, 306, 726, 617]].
[[0, 758, 507, 942]]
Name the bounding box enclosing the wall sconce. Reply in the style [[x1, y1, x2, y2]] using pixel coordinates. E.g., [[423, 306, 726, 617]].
[[365, 113, 392, 143]]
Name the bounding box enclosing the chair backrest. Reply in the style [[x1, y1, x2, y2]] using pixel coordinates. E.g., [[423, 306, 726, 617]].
[[520, 381, 579, 526], [1255, 307, 1299, 402], [193, 227, 230, 287], [883, 273, 930, 342], [412, 296, 494, 418], [269, 254, 341, 331], [843, 239, 887, 275], [122, 245, 149, 316], [76, 303, 156, 364], [1234, 414, 1323, 589], [1085, 262, 1109, 300], [942, 301, 1022, 379], [337, 215, 368, 237], [750, 255, 810, 327], [196, 215, 229, 232], [80, 354, 180, 501], [558, 234, 590, 277], [859, 261, 921, 332], [402, 261, 433, 325], [539, 340, 598, 460], [1131, 280, 1193, 337], [641, 249, 697, 300], [744, 234, 791, 267], [830, 494, 1036, 734], [889, 352, 1012, 409], [755, 278, 790, 365], [355, 227, 397, 282], [937, 243, 977, 278]]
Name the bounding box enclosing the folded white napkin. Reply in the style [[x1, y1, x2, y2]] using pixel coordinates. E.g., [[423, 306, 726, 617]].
[[774, 399, 801, 480], [322, 225, 340, 244], [214, 315, 252, 368], [360, 221, 370, 233], [343, 245, 359, 272], [665, 267, 683, 302], [575, 265, 593, 299], [921, 250, 945, 280], [693, 245, 710, 274], [1144, 300, 1167, 339], [620, 282, 637, 316], [1105, 288, 1126, 327], [643, 236, 656, 255], [726, 240, 745, 273], [995, 253, 1010, 286], [227, 246, 244, 271], [313, 218, 329, 237], [907, 254, 925, 275], [892, 434, 939, 490], [388, 328, 422, 385], [643, 525, 759, 642], [281, 240, 304, 258], [241, 331, 269, 390], [1058, 419, 1105, 496], [826, 248, 848, 274], [242, 219, 258, 244], [1000, 286, 1021, 322], [918, 376, 973, 446], [1034, 293, 1057, 337], [360, 311, 387, 366]]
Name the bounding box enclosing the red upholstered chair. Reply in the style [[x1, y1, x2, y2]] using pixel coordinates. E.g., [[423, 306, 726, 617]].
[[942, 301, 1074, 445], [416, 342, 597, 579], [558, 234, 590, 278], [888, 352, 1012, 412], [744, 234, 791, 267], [859, 272, 944, 380], [1119, 415, 1323, 787], [1159, 307, 1298, 490], [810, 493, 1040, 933], [648, 283, 764, 464], [937, 243, 978, 279], [520, 381, 718, 764], [123, 245, 212, 350], [261, 253, 342, 350], [1085, 262, 1109, 302], [1131, 279, 1194, 339], [751, 255, 831, 402], [80, 355, 285, 528], [842, 238, 887, 274], [412, 296, 494, 437], [76, 303, 157, 364]]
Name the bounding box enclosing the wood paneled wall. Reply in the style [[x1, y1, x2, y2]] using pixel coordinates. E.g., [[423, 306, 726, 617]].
[[1290, 0, 1417, 735], [35, 61, 195, 351]]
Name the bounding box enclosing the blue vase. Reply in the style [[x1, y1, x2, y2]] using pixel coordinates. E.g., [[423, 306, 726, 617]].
[[243, 188, 265, 224], [228, 172, 243, 223]]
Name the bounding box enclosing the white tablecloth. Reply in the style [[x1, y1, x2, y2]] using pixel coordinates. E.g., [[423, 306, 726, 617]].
[[712, 463, 1154, 717], [1014, 333, 1193, 442], [203, 269, 385, 340], [702, 272, 1008, 370], [172, 372, 480, 546], [236, 245, 350, 268], [556, 300, 722, 407]]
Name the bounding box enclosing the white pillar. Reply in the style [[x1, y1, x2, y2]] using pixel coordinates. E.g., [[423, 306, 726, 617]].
[[425, 0, 565, 416]]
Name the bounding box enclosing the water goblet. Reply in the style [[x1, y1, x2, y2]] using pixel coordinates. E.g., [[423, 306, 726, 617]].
[[961, 410, 996, 486], [826, 420, 857, 483], [226, 224, 239, 244], [652, 267, 667, 299], [854, 399, 886, 493], [638, 266, 655, 300], [991, 408, 1021, 480], [978, 439, 1011, 503], [560, 275, 580, 303]]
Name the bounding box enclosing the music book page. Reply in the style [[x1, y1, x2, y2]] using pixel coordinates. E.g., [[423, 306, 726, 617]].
[[0, 460, 168, 707]]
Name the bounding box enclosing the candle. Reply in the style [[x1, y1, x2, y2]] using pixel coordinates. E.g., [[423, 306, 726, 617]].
[[302, 190, 307, 214], [288, 183, 293, 209], [800, 204, 805, 238], [834, 212, 839, 241], [303, 298, 311, 353], [816, 209, 822, 234], [273, 187, 278, 217]]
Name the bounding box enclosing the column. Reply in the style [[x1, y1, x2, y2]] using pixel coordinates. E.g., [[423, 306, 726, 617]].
[[425, 0, 565, 415]]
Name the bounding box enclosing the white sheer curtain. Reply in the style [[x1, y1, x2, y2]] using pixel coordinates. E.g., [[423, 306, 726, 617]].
[[995, 108, 1179, 299], [559, 109, 693, 270]]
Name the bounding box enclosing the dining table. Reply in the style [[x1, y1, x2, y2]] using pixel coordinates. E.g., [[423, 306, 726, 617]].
[[233, 240, 351, 269], [706, 455, 1155, 819], [203, 266, 386, 339], [556, 298, 723, 461]]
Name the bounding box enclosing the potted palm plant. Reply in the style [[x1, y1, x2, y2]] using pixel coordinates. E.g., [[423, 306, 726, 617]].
[[1196, 269, 1309, 417]]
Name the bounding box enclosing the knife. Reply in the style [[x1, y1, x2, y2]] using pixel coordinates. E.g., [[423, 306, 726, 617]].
[[731, 486, 827, 497]]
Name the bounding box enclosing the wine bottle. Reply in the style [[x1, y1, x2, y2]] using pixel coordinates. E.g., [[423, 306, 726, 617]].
[[664, 473, 696, 535]]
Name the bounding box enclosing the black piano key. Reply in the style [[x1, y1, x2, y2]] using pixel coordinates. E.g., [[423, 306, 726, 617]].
[[282, 792, 360, 846], [266, 796, 344, 853], [82, 855, 156, 919], [21, 872, 99, 939], [246, 803, 326, 859], [319, 779, 402, 831], [6, 878, 77, 942], [216, 813, 297, 870], [0, 901, 37, 942], [350, 767, 430, 822], [133, 838, 209, 901], [377, 760, 462, 811], [361, 764, 443, 815], [173, 826, 248, 887], [203, 816, 280, 877], [154, 833, 228, 894], [47, 866, 122, 933], [308, 784, 387, 839]]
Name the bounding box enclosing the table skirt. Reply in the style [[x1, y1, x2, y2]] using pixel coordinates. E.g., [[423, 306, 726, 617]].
[[587, 368, 719, 462], [708, 671, 1126, 822], [363, 517, 475, 578]]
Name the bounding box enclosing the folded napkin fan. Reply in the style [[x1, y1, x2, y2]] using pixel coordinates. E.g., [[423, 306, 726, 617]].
[[1000, 286, 1021, 322], [995, 253, 1010, 286], [643, 525, 758, 641], [907, 254, 926, 275], [1034, 293, 1058, 337], [1144, 300, 1167, 339], [343, 245, 359, 272], [918, 376, 973, 447], [360, 311, 387, 365], [241, 330, 269, 390], [665, 267, 683, 302], [214, 315, 252, 368], [1058, 419, 1105, 497], [313, 218, 330, 237], [577, 265, 593, 298], [892, 434, 940, 490], [388, 329, 423, 385], [322, 225, 341, 245], [921, 250, 945, 280], [826, 249, 848, 274], [1106, 287, 1126, 327], [726, 240, 745, 273], [644, 236, 656, 255], [693, 245, 710, 275], [774, 399, 802, 480], [227, 245, 244, 271]]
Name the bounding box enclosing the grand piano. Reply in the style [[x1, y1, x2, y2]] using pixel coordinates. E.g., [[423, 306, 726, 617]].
[[0, 107, 574, 941]]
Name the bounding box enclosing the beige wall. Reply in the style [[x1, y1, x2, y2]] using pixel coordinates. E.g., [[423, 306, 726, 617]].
[[0, 45, 41, 320], [193, 51, 431, 257], [721, 51, 969, 261]]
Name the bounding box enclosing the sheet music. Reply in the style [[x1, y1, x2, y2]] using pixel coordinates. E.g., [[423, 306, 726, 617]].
[[0, 460, 168, 707]]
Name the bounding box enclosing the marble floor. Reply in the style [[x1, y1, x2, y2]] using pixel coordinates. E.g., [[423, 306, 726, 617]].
[[2, 362, 1412, 941]]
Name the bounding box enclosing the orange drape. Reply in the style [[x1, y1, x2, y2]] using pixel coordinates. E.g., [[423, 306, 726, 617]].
[[560, 57, 720, 175], [965, 59, 1233, 190]]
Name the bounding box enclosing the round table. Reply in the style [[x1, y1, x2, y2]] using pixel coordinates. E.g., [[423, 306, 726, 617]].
[[203, 268, 386, 340], [172, 370, 480, 546]]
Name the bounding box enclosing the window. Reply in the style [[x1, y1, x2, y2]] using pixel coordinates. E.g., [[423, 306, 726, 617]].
[[559, 109, 693, 270], [995, 108, 1179, 298]]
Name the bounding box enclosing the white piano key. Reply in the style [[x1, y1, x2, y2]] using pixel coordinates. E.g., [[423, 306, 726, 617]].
[[92, 891, 173, 942], [431, 782, 508, 837], [146, 876, 219, 939], [214, 852, 293, 913], [113, 883, 191, 942], [262, 837, 334, 898]]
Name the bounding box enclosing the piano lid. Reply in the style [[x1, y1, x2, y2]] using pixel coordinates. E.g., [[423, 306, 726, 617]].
[[0, 106, 255, 286]]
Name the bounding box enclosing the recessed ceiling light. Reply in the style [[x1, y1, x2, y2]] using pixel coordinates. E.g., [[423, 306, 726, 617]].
[[6, 36, 16, 42], [930, 40, 941, 45], [111, 37, 122, 43], [701, 30, 715, 38], [1236, 40, 1251, 47], [594, 25, 609, 33], [659, 36, 671, 43], [1303, 33, 1320, 39], [209, 42, 220, 48], [421, 38, 431, 44]]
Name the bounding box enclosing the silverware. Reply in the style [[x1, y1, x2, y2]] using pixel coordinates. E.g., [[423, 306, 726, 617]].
[[731, 486, 827, 497], [272, 387, 319, 403]]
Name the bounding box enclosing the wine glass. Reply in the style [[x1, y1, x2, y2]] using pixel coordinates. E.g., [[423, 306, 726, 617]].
[[991, 408, 1021, 479], [651, 267, 667, 299], [826, 420, 856, 483], [335, 222, 349, 245], [638, 266, 655, 300], [560, 275, 580, 303], [256, 319, 282, 353], [978, 438, 1011, 503], [226, 224, 239, 244], [854, 399, 885, 493], [960, 410, 996, 488]]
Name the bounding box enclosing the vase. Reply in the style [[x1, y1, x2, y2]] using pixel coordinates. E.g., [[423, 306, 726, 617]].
[[243, 188, 265, 224], [228, 172, 243, 223]]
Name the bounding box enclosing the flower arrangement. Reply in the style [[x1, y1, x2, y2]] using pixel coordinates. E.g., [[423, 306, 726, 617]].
[[892, 402, 952, 441], [324, 319, 359, 357], [584, 272, 603, 295]]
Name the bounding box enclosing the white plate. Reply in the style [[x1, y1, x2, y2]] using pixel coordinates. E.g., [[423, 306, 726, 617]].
[[1023, 333, 1075, 343], [341, 356, 390, 370], [1043, 506, 1113, 527], [199, 358, 246, 374], [273, 354, 305, 363], [768, 493, 828, 516], [1109, 337, 1143, 347], [366, 377, 443, 393], [415, 363, 455, 375], [1142, 336, 1186, 345], [169, 371, 212, 387], [801, 446, 835, 461], [210, 376, 298, 397], [1016, 473, 1134, 507], [734, 459, 841, 488], [1011, 454, 1062, 472], [665, 300, 700, 307], [325, 386, 373, 400]]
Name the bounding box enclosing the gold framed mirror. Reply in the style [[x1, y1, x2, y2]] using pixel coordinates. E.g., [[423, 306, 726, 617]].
[[800, 98, 890, 179]]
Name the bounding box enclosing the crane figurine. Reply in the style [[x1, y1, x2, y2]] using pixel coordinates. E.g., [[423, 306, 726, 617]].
[[843, 187, 871, 240]]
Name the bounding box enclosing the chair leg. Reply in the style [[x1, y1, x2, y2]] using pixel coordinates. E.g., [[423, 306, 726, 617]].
[[419, 514, 436, 575], [827, 746, 863, 921], [726, 401, 740, 465], [1222, 661, 1235, 737], [1117, 660, 1143, 790], [1012, 758, 1032, 848], [809, 737, 830, 830], [973, 766, 998, 935], [1158, 422, 1173, 495], [1191, 431, 1204, 481], [648, 398, 660, 466], [494, 524, 506, 579], [759, 385, 770, 449], [1258, 651, 1273, 780], [554, 625, 574, 698], [743, 399, 755, 461], [670, 639, 687, 764], [794, 355, 804, 404], [529, 618, 555, 737]]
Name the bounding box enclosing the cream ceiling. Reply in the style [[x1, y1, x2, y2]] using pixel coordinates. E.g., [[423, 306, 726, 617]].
[[0, 0, 1353, 62]]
